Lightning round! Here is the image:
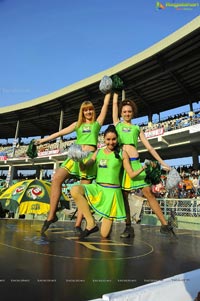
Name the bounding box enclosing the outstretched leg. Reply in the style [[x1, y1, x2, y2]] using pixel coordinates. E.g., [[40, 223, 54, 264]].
[[142, 186, 177, 237], [48, 168, 69, 220], [74, 178, 92, 234], [41, 167, 69, 234], [120, 190, 135, 238], [142, 186, 167, 225]]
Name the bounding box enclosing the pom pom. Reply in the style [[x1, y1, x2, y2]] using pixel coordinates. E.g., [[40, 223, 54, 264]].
[[26, 139, 38, 159], [144, 159, 151, 166], [99, 76, 112, 94], [66, 144, 90, 162], [165, 168, 181, 190], [144, 160, 161, 185], [111, 74, 124, 92]]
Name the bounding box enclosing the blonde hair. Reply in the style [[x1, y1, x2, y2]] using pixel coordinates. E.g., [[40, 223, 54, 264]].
[[76, 101, 96, 128], [119, 99, 138, 117]]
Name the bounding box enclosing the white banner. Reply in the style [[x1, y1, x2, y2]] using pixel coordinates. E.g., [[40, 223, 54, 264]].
[[144, 127, 164, 138], [38, 149, 60, 157], [0, 156, 7, 161]]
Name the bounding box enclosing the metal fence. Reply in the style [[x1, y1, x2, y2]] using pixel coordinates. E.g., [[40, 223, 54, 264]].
[[125, 196, 200, 230], [142, 198, 200, 217]]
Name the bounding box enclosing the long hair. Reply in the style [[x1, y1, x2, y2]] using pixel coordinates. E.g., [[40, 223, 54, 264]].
[[104, 125, 120, 159], [119, 99, 138, 117], [76, 101, 96, 128]]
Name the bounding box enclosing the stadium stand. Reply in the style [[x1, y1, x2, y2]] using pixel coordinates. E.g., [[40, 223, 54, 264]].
[[0, 16, 200, 229]]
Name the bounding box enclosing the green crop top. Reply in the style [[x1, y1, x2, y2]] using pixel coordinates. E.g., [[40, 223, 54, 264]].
[[76, 121, 101, 146], [96, 148, 123, 185], [115, 122, 140, 148]]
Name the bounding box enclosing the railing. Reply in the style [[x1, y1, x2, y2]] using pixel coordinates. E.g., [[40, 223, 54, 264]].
[[142, 198, 200, 217], [137, 198, 200, 230]]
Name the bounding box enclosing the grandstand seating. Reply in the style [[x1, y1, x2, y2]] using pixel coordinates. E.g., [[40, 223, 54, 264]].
[[0, 112, 199, 230], [0, 110, 199, 161]]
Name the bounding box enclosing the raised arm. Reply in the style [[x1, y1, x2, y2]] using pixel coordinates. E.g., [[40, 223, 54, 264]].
[[139, 129, 171, 171], [96, 93, 111, 126], [35, 121, 77, 145], [112, 92, 120, 126], [123, 150, 146, 179]]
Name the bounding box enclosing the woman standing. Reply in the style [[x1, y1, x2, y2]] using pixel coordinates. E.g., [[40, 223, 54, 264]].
[[112, 92, 175, 238], [36, 92, 111, 234], [70, 125, 147, 238]]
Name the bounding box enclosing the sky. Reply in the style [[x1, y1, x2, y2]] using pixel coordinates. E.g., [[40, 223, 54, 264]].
[[0, 0, 200, 167]]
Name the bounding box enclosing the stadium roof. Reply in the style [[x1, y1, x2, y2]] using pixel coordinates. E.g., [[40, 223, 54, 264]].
[[0, 16, 200, 139]]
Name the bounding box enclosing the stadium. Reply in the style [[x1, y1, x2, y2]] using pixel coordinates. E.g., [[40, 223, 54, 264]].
[[0, 16, 200, 301]]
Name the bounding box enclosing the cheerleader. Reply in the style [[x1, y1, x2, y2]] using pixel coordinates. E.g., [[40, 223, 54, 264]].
[[70, 125, 146, 238], [112, 92, 176, 238], [36, 92, 111, 234]]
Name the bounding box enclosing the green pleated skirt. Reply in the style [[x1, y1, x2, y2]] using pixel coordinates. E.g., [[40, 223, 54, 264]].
[[61, 152, 96, 180], [83, 183, 126, 220], [122, 158, 149, 191]]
